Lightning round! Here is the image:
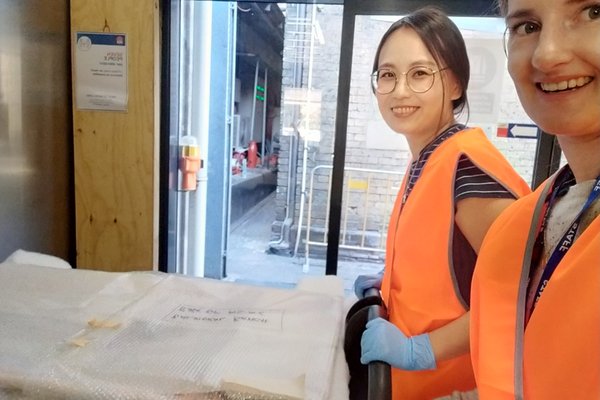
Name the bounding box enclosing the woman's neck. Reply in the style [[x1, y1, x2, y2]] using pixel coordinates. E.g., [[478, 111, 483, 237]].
[[558, 133, 600, 182], [407, 119, 458, 157]]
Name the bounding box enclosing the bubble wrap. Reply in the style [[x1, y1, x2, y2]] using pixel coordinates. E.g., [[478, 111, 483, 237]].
[[0, 263, 348, 399]]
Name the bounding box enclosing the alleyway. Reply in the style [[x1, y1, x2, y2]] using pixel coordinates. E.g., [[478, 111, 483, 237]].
[[225, 192, 383, 296]]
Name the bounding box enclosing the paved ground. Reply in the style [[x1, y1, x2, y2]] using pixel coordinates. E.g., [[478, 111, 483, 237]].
[[225, 192, 383, 297]]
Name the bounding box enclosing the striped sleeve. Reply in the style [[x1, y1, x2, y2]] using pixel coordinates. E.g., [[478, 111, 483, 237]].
[[454, 155, 516, 201]]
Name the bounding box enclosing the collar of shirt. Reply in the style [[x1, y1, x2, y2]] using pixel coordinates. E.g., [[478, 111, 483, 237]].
[[403, 124, 466, 202]]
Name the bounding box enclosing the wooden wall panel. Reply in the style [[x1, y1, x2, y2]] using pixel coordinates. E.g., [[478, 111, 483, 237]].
[[70, 0, 159, 271]]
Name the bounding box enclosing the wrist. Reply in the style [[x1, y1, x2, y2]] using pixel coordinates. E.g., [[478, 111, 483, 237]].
[[411, 333, 436, 370]]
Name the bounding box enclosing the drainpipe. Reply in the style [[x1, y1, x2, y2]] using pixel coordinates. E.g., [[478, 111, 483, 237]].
[[268, 4, 306, 254], [268, 127, 298, 254], [262, 68, 268, 158], [294, 4, 317, 266], [250, 59, 259, 146]]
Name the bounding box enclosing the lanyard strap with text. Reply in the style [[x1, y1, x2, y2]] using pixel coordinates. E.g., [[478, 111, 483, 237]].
[[530, 170, 600, 313]]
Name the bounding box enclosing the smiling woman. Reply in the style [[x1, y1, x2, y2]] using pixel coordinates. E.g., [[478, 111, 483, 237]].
[[502, 0, 600, 146], [351, 6, 531, 400], [470, 0, 600, 398]]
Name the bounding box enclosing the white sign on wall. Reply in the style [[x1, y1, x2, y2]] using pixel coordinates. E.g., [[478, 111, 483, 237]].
[[464, 37, 505, 123], [74, 32, 128, 111]]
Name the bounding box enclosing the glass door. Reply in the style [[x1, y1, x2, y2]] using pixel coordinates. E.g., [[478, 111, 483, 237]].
[[161, 1, 350, 289]]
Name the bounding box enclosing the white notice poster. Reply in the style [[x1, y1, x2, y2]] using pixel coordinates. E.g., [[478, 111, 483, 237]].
[[75, 32, 128, 111], [464, 37, 506, 124]]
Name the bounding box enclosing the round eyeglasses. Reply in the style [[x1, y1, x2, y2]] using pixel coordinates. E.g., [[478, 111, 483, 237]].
[[371, 66, 448, 94]]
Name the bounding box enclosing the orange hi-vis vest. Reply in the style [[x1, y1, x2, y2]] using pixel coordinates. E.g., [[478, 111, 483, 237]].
[[380, 127, 531, 399], [471, 171, 600, 399]]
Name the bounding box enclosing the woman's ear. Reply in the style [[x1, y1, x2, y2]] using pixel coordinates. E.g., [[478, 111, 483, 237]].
[[446, 70, 462, 101]]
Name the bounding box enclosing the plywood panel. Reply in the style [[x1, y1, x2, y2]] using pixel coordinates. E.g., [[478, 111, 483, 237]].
[[71, 0, 159, 271]]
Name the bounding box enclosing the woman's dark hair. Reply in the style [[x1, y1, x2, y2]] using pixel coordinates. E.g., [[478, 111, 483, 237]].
[[497, 0, 508, 16], [372, 6, 469, 116]]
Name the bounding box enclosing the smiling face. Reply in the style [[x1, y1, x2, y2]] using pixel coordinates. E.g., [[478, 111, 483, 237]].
[[375, 27, 461, 148], [504, 0, 600, 139]]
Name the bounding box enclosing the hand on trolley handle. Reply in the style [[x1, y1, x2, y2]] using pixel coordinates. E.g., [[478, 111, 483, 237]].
[[345, 287, 391, 400]]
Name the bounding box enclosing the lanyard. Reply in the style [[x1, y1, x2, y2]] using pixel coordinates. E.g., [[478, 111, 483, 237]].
[[528, 168, 600, 316]]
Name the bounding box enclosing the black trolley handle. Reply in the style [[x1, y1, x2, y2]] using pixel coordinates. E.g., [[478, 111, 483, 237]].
[[364, 288, 392, 400]]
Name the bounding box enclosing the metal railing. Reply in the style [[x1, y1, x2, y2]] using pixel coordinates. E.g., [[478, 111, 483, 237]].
[[303, 165, 403, 270]]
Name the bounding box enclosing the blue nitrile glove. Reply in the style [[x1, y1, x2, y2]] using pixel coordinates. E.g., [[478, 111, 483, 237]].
[[360, 317, 436, 371], [353, 269, 384, 299]]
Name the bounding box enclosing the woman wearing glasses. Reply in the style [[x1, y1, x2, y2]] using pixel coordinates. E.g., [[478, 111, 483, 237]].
[[470, 0, 600, 398], [353, 7, 530, 399]]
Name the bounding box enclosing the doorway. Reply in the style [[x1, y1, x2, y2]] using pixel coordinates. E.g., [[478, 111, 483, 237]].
[[160, 0, 552, 295]]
